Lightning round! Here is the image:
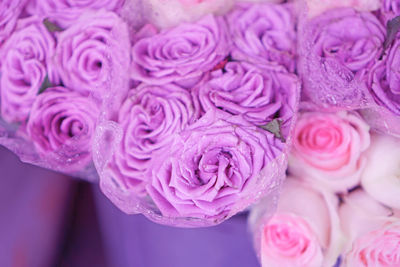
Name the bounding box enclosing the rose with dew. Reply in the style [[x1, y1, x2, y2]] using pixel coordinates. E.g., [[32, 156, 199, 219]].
[[0, 17, 58, 123], [104, 83, 199, 197], [146, 110, 284, 222], [226, 2, 297, 72], [25, 0, 125, 28], [54, 10, 130, 98], [196, 61, 299, 137], [289, 111, 370, 193], [361, 134, 400, 210], [26, 86, 99, 170], [130, 15, 230, 88], [339, 190, 400, 266], [257, 178, 344, 267]]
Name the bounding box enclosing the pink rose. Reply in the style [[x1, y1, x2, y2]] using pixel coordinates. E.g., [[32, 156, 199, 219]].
[[144, 0, 234, 28], [339, 190, 400, 266], [304, 0, 381, 18], [0, 17, 58, 123], [257, 178, 343, 267], [289, 111, 370, 193], [361, 134, 400, 210]]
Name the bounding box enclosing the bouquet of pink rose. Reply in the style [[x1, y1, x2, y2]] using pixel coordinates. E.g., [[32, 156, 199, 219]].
[[0, 0, 300, 226], [250, 109, 400, 266]]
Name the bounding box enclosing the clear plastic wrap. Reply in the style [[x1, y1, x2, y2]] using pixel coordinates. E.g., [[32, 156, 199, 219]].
[[248, 178, 344, 267], [297, 0, 400, 137], [0, 1, 142, 180], [93, 2, 300, 227]]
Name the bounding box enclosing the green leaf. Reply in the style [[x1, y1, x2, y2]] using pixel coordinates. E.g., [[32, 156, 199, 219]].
[[260, 119, 285, 142], [38, 74, 52, 94], [43, 18, 63, 33]]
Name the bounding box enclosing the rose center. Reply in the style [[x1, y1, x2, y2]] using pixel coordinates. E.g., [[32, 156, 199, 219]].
[[267, 224, 309, 256], [196, 149, 233, 185]]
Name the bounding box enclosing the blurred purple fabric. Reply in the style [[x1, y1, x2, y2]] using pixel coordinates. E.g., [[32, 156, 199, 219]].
[[93, 186, 260, 267], [0, 146, 72, 267], [0, 145, 260, 267]]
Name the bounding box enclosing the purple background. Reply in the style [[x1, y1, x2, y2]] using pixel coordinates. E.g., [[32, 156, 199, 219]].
[[0, 146, 260, 267]]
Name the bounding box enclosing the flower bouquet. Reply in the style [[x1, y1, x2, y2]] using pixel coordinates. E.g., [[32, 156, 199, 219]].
[[1, 0, 400, 262], [0, 0, 300, 227]]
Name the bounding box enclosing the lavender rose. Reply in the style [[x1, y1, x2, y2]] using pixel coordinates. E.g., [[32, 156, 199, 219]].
[[0, 0, 27, 45], [196, 61, 299, 137], [147, 110, 284, 220], [26, 0, 125, 28], [381, 0, 400, 21], [54, 10, 130, 97], [368, 39, 400, 115], [226, 3, 296, 72], [26, 86, 99, 169], [106, 84, 199, 194], [0, 17, 57, 123], [300, 8, 385, 107], [131, 15, 230, 88]]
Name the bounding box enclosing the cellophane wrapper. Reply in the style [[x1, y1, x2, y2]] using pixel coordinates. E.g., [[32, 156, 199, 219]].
[[92, 1, 300, 227], [0, 0, 149, 181], [297, 0, 400, 137]]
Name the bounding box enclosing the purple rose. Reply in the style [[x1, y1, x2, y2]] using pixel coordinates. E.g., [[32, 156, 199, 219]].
[[299, 8, 385, 107], [26, 0, 125, 28], [26, 86, 99, 170], [0, 0, 27, 45], [130, 15, 230, 88], [195, 61, 299, 137], [368, 39, 400, 115], [226, 3, 296, 72], [382, 0, 400, 21], [54, 10, 130, 97], [0, 17, 57, 123], [105, 83, 199, 194], [147, 110, 284, 220]]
